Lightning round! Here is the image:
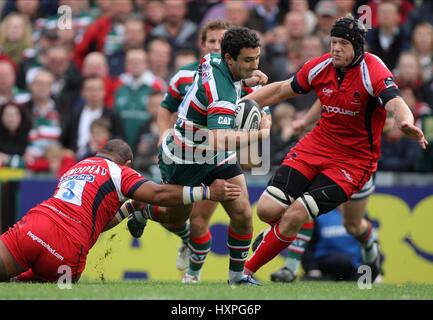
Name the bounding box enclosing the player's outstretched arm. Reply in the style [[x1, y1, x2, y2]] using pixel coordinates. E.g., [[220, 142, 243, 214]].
[[132, 179, 241, 206], [103, 180, 242, 231], [243, 78, 298, 108], [385, 97, 429, 149]]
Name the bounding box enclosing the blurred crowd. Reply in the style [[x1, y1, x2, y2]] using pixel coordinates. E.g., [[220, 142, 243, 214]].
[[0, 0, 432, 179]]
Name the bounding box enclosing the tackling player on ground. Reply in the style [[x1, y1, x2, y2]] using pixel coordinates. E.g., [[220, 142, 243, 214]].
[[0, 139, 239, 282]]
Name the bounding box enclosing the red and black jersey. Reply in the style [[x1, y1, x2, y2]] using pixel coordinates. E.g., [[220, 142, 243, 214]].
[[37, 156, 147, 250], [291, 52, 400, 169]]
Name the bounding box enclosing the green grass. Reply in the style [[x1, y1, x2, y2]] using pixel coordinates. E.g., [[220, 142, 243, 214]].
[[1, 281, 433, 300]]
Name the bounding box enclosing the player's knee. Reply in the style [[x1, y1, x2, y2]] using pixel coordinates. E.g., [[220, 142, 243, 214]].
[[189, 217, 210, 236], [258, 185, 293, 220], [303, 185, 348, 218], [257, 191, 284, 223], [233, 200, 253, 222], [228, 199, 253, 231], [296, 193, 321, 220], [256, 199, 272, 222]]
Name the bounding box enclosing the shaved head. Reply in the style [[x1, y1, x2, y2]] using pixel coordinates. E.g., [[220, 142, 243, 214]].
[[99, 139, 133, 164]]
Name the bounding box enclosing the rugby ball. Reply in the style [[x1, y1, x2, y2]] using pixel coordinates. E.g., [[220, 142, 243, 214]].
[[234, 99, 261, 130]]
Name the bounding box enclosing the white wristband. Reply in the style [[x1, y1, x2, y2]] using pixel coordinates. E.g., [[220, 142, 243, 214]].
[[182, 186, 210, 204]]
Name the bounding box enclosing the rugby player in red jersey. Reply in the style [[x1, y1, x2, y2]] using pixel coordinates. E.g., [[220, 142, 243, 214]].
[[0, 139, 240, 282], [242, 15, 428, 278]]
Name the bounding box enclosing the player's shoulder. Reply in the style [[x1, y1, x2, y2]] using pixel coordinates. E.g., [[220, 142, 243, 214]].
[[199, 53, 230, 84], [169, 61, 198, 84], [200, 53, 224, 70], [363, 52, 390, 70], [178, 60, 199, 72], [77, 157, 106, 167], [298, 53, 333, 74]]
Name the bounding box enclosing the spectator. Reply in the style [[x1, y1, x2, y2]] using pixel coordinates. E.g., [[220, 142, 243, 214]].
[[415, 113, 433, 172], [150, 0, 198, 55], [24, 68, 56, 115], [0, 102, 31, 168], [224, 0, 249, 27], [289, 0, 317, 35], [15, 27, 59, 90], [146, 37, 172, 82], [36, 0, 94, 46], [368, 0, 414, 29], [1, 0, 42, 25], [74, 0, 134, 69], [334, 0, 356, 17], [115, 49, 165, 149], [108, 17, 147, 76], [394, 52, 424, 98], [142, 0, 166, 35], [44, 142, 76, 178], [82, 52, 121, 109], [62, 76, 123, 160], [89, 0, 112, 18], [185, 0, 220, 25], [0, 13, 34, 65], [404, 0, 433, 37], [24, 69, 62, 173], [400, 87, 431, 126], [45, 45, 82, 112], [288, 36, 323, 116], [0, 60, 30, 106], [268, 41, 299, 83], [246, 0, 285, 34], [269, 102, 297, 167], [366, 1, 410, 71], [267, 11, 308, 61], [174, 49, 198, 71], [2, 0, 56, 18], [78, 117, 112, 161], [420, 63, 433, 111], [411, 22, 433, 82], [313, 0, 338, 52], [134, 91, 163, 173], [266, 36, 323, 115], [56, 27, 76, 53], [378, 124, 420, 172]]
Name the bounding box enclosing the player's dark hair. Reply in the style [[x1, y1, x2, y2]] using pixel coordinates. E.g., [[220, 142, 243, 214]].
[[100, 139, 133, 164], [221, 27, 260, 61]]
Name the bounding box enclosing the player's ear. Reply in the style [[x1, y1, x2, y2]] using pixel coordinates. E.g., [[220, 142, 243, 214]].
[[224, 52, 233, 64], [125, 159, 132, 167]]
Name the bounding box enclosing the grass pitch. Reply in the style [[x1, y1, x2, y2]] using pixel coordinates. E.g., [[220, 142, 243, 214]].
[[1, 281, 432, 300]]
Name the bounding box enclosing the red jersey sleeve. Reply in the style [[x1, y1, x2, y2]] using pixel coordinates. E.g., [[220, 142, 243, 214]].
[[120, 166, 148, 199], [292, 54, 332, 94], [364, 53, 400, 105]]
